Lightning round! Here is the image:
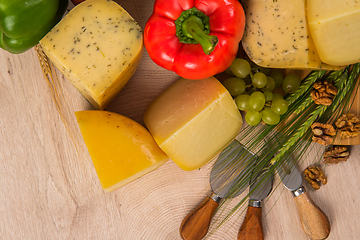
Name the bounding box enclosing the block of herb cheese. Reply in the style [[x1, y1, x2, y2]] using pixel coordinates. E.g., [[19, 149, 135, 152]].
[[143, 77, 243, 171], [75, 110, 168, 192], [40, 0, 143, 109], [241, 0, 342, 70], [307, 1, 360, 66]]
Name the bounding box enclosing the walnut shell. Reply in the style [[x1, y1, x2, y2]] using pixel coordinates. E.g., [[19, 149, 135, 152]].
[[335, 113, 360, 139], [311, 122, 336, 145], [323, 145, 350, 164], [311, 81, 337, 106]]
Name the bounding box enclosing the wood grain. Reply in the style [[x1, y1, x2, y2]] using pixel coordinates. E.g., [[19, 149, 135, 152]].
[[294, 191, 330, 240], [180, 196, 219, 240], [0, 1, 360, 240], [238, 206, 263, 240]]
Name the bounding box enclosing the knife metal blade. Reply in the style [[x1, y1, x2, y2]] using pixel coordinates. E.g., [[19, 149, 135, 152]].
[[238, 164, 273, 240], [276, 155, 331, 240], [249, 166, 273, 205], [276, 155, 302, 194], [210, 140, 257, 200], [180, 140, 257, 240]]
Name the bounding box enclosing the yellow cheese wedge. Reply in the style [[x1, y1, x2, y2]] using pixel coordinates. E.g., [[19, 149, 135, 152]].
[[307, 0, 360, 66], [75, 111, 168, 192], [143, 77, 243, 171], [40, 0, 143, 109], [241, 0, 342, 70]]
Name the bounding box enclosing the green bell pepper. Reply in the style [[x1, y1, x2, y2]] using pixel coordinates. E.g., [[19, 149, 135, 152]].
[[0, 0, 68, 54]]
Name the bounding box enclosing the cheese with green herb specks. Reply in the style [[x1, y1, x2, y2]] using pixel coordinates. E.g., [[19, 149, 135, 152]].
[[241, 0, 342, 70], [40, 0, 143, 109], [307, 0, 360, 66]]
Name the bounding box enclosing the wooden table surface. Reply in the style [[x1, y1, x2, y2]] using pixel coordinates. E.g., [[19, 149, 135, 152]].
[[1, 1, 359, 239]]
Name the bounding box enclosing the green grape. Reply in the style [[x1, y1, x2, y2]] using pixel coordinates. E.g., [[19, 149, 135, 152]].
[[252, 72, 267, 88], [222, 77, 246, 96], [249, 91, 265, 111], [261, 107, 280, 125], [263, 91, 273, 102], [272, 93, 284, 101], [230, 58, 251, 78], [235, 94, 250, 111], [283, 73, 301, 93], [271, 99, 288, 115], [269, 70, 284, 87], [261, 76, 276, 92], [245, 109, 262, 126]]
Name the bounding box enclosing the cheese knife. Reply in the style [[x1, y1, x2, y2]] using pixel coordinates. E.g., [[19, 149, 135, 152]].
[[277, 156, 331, 240], [180, 140, 257, 240], [238, 165, 273, 240]]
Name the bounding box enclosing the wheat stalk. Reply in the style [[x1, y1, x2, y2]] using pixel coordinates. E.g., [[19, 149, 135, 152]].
[[269, 66, 355, 164], [329, 64, 359, 111], [286, 70, 327, 106], [292, 95, 313, 115], [290, 68, 347, 115], [34, 44, 88, 161], [212, 64, 360, 231], [319, 63, 360, 123]]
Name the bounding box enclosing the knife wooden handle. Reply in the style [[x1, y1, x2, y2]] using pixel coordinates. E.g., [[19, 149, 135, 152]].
[[179, 196, 219, 240], [237, 206, 263, 240], [294, 191, 330, 240]]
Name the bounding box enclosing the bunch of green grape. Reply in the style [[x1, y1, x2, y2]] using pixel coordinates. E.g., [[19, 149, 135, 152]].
[[222, 58, 301, 126]]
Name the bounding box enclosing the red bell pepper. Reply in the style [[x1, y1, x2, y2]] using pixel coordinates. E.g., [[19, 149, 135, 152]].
[[144, 0, 245, 80]]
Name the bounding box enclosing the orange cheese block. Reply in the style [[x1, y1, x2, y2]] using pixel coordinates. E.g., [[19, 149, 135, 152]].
[[75, 110, 168, 192]]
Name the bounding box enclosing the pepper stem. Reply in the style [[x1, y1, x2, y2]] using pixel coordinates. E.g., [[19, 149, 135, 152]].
[[175, 7, 218, 55], [182, 15, 218, 55]]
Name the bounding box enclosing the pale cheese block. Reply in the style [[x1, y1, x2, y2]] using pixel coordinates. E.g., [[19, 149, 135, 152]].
[[241, 0, 342, 70], [143, 77, 243, 171], [75, 111, 168, 192], [40, 0, 143, 109], [307, 0, 360, 66]]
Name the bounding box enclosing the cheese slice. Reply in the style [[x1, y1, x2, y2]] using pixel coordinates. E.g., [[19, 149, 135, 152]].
[[40, 0, 143, 109], [307, 0, 360, 66], [144, 77, 243, 171], [75, 111, 168, 192], [241, 0, 342, 70]]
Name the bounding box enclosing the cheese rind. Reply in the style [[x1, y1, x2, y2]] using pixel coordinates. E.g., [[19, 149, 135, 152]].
[[144, 77, 243, 171], [307, 0, 360, 66], [75, 111, 168, 192], [40, 0, 143, 109], [241, 0, 342, 70]]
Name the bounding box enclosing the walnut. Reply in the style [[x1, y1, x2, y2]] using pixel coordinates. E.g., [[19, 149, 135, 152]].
[[310, 81, 338, 106], [311, 122, 336, 145], [334, 113, 360, 138], [323, 145, 350, 164], [304, 166, 327, 190]]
